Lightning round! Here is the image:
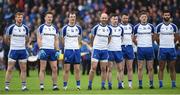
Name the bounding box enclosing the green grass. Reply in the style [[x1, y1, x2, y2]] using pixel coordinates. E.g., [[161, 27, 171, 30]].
[[0, 68, 180, 94]]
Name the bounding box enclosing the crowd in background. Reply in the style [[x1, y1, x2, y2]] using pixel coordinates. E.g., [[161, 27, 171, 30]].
[[0, 0, 180, 73]]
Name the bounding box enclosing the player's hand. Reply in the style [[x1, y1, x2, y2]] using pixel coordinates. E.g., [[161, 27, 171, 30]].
[[39, 49, 46, 58], [55, 50, 61, 59]]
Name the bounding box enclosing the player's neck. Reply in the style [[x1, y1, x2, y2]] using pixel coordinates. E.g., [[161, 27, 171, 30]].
[[140, 22, 147, 25], [45, 22, 52, 26], [68, 23, 75, 27], [111, 23, 118, 27], [15, 22, 22, 27], [121, 22, 128, 25], [163, 21, 170, 25], [100, 23, 107, 27]]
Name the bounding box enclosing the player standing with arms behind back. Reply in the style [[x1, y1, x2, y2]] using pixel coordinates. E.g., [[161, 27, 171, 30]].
[[120, 13, 134, 89], [133, 11, 155, 89], [4, 12, 29, 91], [156, 10, 179, 88], [88, 13, 112, 90], [37, 12, 60, 91], [61, 12, 82, 90], [107, 14, 124, 90]]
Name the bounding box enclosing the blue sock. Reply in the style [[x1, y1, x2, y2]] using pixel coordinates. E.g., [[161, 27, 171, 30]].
[[108, 81, 112, 87], [88, 80, 92, 87], [101, 81, 105, 87], [63, 81, 67, 87], [159, 80, 163, 88], [76, 80, 80, 86], [150, 80, 153, 86], [172, 81, 176, 87], [118, 81, 122, 87], [139, 80, 142, 87]]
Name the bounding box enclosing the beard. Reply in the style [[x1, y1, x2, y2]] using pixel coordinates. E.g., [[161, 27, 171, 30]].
[[163, 17, 170, 22]]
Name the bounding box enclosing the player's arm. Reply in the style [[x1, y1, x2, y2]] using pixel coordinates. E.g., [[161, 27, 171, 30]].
[[4, 35, 10, 46], [36, 29, 42, 49], [54, 34, 60, 50]]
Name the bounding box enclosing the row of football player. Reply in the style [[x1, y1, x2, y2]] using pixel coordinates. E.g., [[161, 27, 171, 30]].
[[4, 10, 179, 91]]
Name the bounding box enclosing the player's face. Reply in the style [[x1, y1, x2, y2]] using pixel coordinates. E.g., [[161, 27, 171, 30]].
[[68, 14, 76, 24], [45, 14, 53, 24], [163, 13, 171, 22], [121, 15, 129, 24], [140, 14, 148, 24], [15, 15, 23, 24], [100, 13, 108, 25], [110, 16, 118, 26]]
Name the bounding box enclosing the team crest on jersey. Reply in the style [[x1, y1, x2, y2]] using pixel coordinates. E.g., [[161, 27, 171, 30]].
[[18, 29, 21, 32], [71, 29, 74, 32], [102, 29, 105, 32], [148, 27, 151, 29], [114, 29, 116, 32], [23, 29, 25, 32]]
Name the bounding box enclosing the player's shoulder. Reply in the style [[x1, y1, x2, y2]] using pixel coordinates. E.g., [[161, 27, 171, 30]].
[[8, 24, 16, 29], [134, 23, 140, 28], [38, 24, 45, 28], [62, 24, 68, 30], [170, 23, 177, 27], [156, 22, 163, 27], [92, 24, 99, 29], [22, 24, 29, 28]]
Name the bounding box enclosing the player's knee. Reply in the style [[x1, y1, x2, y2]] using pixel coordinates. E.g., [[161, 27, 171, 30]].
[[138, 67, 143, 71], [101, 67, 106, 72], [52, 66, 58, 73]]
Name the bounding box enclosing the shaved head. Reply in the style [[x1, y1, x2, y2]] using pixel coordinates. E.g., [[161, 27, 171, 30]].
[[100, 13, 108, 25]]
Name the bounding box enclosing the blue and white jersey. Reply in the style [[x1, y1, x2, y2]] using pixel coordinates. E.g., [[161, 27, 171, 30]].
[[37, 24, 58, 49], [120, 23, 133, 45], [62, 24, 82, 49], [108, 25, 123, 51], [134, 23, 155, 47], [91, 24, 112, 50], [6, 24, 29, 50], [156, 23, 178, 48]]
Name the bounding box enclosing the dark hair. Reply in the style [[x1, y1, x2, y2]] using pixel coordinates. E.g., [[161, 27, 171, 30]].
[[162, 9, 171, 14], [68, 11, 76, 17], [45, 11, 53, 16], [139, 10, 147, 17], [121, 12, 129, 17], [15, 12, 24, 17], [110, 13, 118, 18]]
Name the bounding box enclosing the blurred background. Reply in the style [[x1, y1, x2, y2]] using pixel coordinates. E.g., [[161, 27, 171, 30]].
[[0, 0, 179, 75]]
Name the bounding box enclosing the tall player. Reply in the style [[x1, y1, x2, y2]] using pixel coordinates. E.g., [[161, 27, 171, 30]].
[[134, 11, 155, 89], [37, 12, 60, 91], [88, 13, 112, 90], [120, 13, 134, 88], [107, 14, 124, 90], [61, 12, 82, 90], [156, 10, 179, 88], [5, 12, 29, 91]]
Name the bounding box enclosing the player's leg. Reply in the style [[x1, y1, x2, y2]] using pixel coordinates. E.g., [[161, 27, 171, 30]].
[[19, 59, 28, 91], [168, 48, 177, 88], [63, 64, 70, 90], [99, 50, 109, 90], [5, 58, 16, 91], [74, 49, 81, 90], [147, 60, 154, 89], [88, 61, 98, 90], [107, 61, 113, 89], [158, 48, 166, 88], [116, 61, 124, 89], [126, 46, 134, 88], [126, 59, 133, 88], [50, 61, 59, 90], [137, 47, 144, 89], [107, 51, 113, 89], [88, 49, 99, 90], [100, 61, 107, 90], [146, 47, 154, 89], [74, 64, 80, 89], [39, 60, 47, 90], [158, 60, 165, 88], [138, 60, 144, 89], [169, 60, 176, 88]]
